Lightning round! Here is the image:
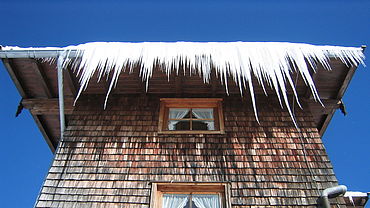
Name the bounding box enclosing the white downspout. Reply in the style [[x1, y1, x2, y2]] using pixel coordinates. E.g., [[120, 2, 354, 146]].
[[57, 52, 66, 140], [319, 185, 347, 208]]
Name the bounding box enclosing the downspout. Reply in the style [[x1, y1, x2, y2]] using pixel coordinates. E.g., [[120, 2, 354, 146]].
[[319, 185, 347, 208], [57, 52, 66, 140]]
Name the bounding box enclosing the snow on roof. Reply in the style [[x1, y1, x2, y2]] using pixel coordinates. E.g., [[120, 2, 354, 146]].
[[1, 42, 366, 127], [344, 191, 369, 206], [344, 191, 369, 197]]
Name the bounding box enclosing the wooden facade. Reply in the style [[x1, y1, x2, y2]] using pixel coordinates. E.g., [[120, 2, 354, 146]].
[[33, 95, 343, 207], [1, 44, 365, 207]]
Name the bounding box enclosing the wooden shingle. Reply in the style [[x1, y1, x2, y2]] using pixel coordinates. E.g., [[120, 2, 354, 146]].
[[36, 96, 346, 207]]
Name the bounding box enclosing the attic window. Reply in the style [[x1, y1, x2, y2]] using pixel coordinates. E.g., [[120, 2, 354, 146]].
[[158, 98, 224, 134], [150, 183, 231, 208]]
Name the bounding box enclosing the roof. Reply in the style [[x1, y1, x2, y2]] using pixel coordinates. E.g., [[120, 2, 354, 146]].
[[0, 42, 365, 151], [344, 191, 369, 207]]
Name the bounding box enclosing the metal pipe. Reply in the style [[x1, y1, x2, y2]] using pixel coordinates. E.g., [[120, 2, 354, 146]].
[[319, 185, 347, 208], [0, 49, 78, 59], [57, 52, 66, 140]]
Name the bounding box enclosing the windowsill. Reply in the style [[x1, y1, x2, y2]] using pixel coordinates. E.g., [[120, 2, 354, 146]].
[[158, 130, 225, 135]]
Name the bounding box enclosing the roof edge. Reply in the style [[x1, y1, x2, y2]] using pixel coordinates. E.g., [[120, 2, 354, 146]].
[[0, 49, 78, 59]]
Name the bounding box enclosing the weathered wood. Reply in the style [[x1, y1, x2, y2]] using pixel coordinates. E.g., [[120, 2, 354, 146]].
[[175, 75, 182, 96], [36, 96, 345, 207], [211, 69, 218, 96], [2, 58, 27, 97], [32, 59, 53, 98], [304, 66, 318, 99], [64, 67, 78, 97], [149, 183, 157, 208], [22, 98, 74, 115], [319, 65, 356, 136]]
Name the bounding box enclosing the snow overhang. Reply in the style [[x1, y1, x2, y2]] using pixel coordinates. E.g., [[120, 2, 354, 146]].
[[0, 42, 365, 151]]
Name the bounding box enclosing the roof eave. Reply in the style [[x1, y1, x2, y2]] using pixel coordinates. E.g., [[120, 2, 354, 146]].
[[0, 49, 78, 59], [319, 45, 366, 136]]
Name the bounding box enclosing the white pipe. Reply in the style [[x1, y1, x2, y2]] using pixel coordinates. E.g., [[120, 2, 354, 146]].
[[320, 185, 347, 208], [57, 52, 66, 140]]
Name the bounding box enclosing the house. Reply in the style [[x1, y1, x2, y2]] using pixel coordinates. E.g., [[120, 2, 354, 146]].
[[0, 42, 367, 207]]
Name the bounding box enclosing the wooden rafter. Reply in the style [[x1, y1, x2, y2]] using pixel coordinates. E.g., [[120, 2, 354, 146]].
[[2, 58, 57, 151], [305, 98, 340, 114], [175, 74, 182, 96], [319, 65, 357, 135], [22, 98, 74, 115], [211, 69, 217, 96], [2, 58, 27, 97], [304, 62, 318, 99], [64, 66, 78, 97], [135, 67, 147, 95], [32, 59, 53, 98]]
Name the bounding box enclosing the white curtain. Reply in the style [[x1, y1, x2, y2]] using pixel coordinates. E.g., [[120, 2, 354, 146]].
[[192, 194, 220, 208], [162, 194, 189, 208], [168, 108, 190, 130], [192, 108, 215, 130]]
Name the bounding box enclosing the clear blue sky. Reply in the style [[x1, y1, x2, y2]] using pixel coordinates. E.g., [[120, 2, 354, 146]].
[[0, 1, 369, 207]]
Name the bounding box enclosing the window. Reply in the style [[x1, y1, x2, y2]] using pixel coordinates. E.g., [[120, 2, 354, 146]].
[[150, 183, 231, 208], [158, 98, 224, 134]]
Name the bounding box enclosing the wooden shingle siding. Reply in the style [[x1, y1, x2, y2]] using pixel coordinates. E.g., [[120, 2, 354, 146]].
[[36, 96, 346, 207]]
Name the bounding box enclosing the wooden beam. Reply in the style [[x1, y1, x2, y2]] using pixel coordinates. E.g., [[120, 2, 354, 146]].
[[304, 62, 318, 99], [304, 98, 340, 115], [2, 58, 27, 97], [336, 65, 357, 99], [175, 75, 182, 96], [64, 66, 78, 97], [211, 69, 217, 96], [32, 59, 53, 98], [2, 59, 57, 151], [22, 98, 74, 115], [135, 67, 147, 95], [319, 65, 357, 136], [175, 65, 184, 96]]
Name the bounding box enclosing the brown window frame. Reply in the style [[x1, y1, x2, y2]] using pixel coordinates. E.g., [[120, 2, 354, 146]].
[[158, 98, 225, 134], [150, 182, 231, 208]]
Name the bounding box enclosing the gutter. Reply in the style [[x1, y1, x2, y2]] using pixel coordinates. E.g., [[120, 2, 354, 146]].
[[0, 47, 75, 149], [0, 49, 78, 59]]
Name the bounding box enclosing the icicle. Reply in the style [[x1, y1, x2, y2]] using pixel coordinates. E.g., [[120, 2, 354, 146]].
[[57, 42, 365, 126]]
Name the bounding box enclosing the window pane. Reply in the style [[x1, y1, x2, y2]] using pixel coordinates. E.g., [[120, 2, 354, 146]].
[[163, 194, 220, 208], [184, 201, 198, 208], [169, 108, 191, 119], [192, 194, 220, 208], [168, 120, 190, 130], [193, 121, 215, 130], [192, 108, 214, 119], [163, 194, 189, 208]]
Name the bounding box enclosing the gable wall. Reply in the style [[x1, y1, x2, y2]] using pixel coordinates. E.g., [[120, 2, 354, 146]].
[[35, 95, 346, 207]]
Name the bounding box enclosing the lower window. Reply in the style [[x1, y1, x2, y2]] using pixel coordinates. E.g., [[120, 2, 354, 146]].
[[150, 183, 231, 208], [163, 193, 220, 208]]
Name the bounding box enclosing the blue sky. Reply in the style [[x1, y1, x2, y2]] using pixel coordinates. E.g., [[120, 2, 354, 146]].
[[0, 1, 369, 207]]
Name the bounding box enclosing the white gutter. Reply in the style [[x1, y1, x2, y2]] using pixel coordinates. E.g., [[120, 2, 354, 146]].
[[0, 49, 78, 58]]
